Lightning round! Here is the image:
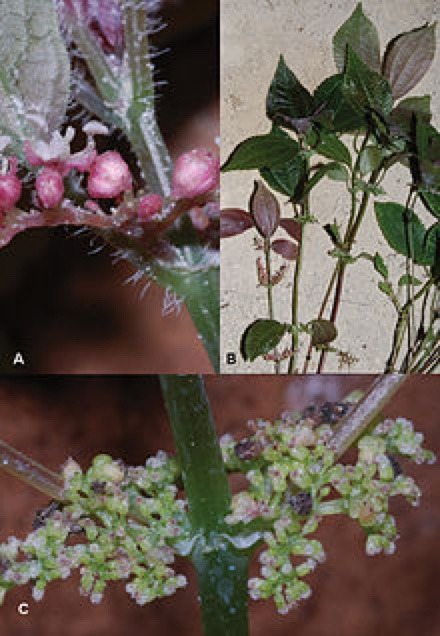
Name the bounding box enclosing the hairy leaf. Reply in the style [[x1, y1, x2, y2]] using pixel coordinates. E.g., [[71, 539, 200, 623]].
[[333, 3, 381, 72], [250, 181, 281, 238], [222, 129, 299, 172], [220, 208, 254, 238], [241, 319, 287, 361], [343, 46, 393, 116], [266, 55, 314, 125], [383, 24, 436, 100], [0, 0, 70, 138], [375, 201, 437, 265]]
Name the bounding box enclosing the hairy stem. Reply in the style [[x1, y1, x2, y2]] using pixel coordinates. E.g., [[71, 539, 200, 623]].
[[160, 375, 250, 636]]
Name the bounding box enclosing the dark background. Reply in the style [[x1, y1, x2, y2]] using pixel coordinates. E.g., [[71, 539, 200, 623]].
[[0, 375, 438, 635], [0, 0, 218, 374]]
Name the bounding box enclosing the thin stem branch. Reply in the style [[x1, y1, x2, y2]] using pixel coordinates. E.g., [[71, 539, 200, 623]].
[[264, 239, 279, 374], [328, 374, 407, 460], [288, 211, 306, 374], [0, 440, 63, 500]]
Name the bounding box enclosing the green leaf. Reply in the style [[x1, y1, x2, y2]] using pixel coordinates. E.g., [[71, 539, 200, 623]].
[[359, 145, 384, 175], [241, 319, 287, 361], [315, 134, 352, 166], [373, 252, 388, 278], [308, 319, 338, 347], [398, 274, 422, 287], [383, 24, 436, 100], [378, 280, 394, 297], [343, 46, 393, 116], [333, 3, 381, 72], [314, 74, 364, 133], [375, 202, 437, 265], [391, 96, 431, 131], [260, 154, 306, 198], [420, 191, 440, 220], [266, 55, 314, 125], [222, 128, 299, 172], [303, 162, 348, 197]]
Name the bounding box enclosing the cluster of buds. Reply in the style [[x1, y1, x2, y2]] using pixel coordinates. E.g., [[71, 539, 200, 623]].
[[0, 452, 188, 607], [220, 410, 435, 614], [0, 124, 220, 250]]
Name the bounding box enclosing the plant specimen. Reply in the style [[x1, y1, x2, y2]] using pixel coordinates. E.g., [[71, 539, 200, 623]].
[[0, 0, 219, 370], [0, 374, 436, 635], [221, 3, 439, 374]]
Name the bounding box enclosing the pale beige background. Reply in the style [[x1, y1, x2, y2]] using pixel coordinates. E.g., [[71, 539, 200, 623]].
[[221, 0, 439, 373]]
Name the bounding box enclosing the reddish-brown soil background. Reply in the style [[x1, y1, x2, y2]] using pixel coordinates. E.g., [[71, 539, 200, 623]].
[[0, 0, 218, 374], [0, 375, 439, 636]]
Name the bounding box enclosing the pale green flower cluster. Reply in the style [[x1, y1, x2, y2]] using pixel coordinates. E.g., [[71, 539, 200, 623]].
[[0, 452, 187, 606], [220, 411, 435, 615]]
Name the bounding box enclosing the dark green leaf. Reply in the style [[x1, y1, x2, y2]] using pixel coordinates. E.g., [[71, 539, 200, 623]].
[[303, 162, 348, 197], [314, 74, 364, 133], [373, 252, 388, 278], [222, 128, 299, 172], [420, 191, 440, 220], [250, 181, 280, 238], [309, 319, 338, 346], [375, 201, 437, 265], [241, 319, 287, 361], [260, 153, 306, 197], [324, 222, 342, 247], [398, 274, 422, 286], [316, 134, 352, 166], [383, 24, 436, 100], [266, 55, 314, 125], [359, 145, 384, 175], [333, 3, 381, 72], [343, 46, 393, 116]]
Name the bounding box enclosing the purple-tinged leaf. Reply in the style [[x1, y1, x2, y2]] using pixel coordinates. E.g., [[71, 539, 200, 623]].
[[383, 24, 436, 100], [271, 239, 298, 261], [280, 218, 302, 242], [250, 181, 280, 238], [220, 208, 253, 238]]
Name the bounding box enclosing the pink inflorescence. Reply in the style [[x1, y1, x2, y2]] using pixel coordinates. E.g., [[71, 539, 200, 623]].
[[87, 151, 133, 199], [0, 159, 22, 215], [171, 149, 219, 200]]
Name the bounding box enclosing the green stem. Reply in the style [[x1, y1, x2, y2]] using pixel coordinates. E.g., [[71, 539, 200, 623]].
[[160, 376, 250, 636], [264, 239, 279, 374], [288, 216, 306, 374]]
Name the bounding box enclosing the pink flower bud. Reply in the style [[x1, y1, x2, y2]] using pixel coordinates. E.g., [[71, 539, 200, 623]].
[[137, 193, 163, 221], [87, 151, 132, 199], [36, 168, 65, 208], [0, 159, 22, 214], [171, 149, 219, 200]]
